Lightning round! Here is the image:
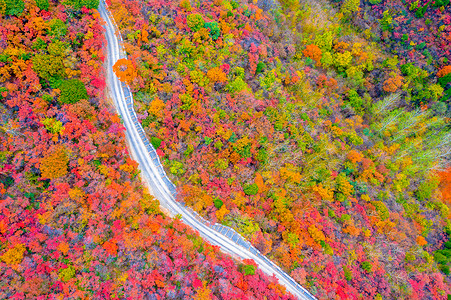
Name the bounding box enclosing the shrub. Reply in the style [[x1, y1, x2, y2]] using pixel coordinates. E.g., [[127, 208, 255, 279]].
[[62, 0, 99, 9], [35, 0, 49, 10], [361, 261, 372, 273], [150, 136, 162, 149], [347, 89, 363, 112], [243, 264, 256, 275], [48, 19, 67, 38], [243, 183, 259, 195], [59, 79, 88, 104], [186, 13, 204, 31], [32, 54, 65, 80], [204, 22, 221, 40], [343, 266, 352, 281], [59, 266, 75, 282], [40, 146, 69, 179], [1, 0, 25, 16], [213, 198, 223, 209]]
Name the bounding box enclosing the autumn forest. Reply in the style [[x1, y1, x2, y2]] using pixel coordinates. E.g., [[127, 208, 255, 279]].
[[0, 0, 450, 298]]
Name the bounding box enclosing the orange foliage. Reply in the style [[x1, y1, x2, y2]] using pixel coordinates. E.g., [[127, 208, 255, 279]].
[[207, 67, 227, 83], [103, 239, 118, 256], [383, 75, 403, 93], [113, 58, 137, 84], [437, 65, 451, 78], [416, 236, 427, 246], [347, 149, 363, 164], [40, 146, 69, 179], [303, 44, 322, 65], [438, 168, 451, 205]]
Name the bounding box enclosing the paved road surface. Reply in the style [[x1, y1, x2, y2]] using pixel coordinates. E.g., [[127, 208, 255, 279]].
[[98, 2, 316, 299]]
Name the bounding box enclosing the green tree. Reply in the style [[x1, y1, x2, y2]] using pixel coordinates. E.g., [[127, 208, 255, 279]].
[[151, 137, 162, 149], [48, 19, 67, 38], [361, 261, 372, 273], [62, 0, 99, 9], [32, 54, 65, 80], [243, 183, 259, 195], [0, 0, 25, 16], [204, 22, 221, 40], [186, 13, 204, 32], [59, 79, 88, 104], [341, 0, 360, 16], [35, 0, 49, 10]]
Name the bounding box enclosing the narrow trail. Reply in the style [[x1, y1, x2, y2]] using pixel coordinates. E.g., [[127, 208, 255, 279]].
[[99, 1, 316, 299]]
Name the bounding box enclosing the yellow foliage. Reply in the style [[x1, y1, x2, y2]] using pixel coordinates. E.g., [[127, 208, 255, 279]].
[[1, 244, 26, 265], [232, 192, 247, 208], [280, 165, 302, 184], [207, 67, 227, 83], [336, 174, 354, 197], [216, 205, 230, 221], [194, 281, 212, 300], [147, 98, 165, 119], [361, 194, 371, 202], [68, 188, 85, 200], [334, 51, 353, 69], [308, 225, 325, 242], [313, 183, 334, 202]]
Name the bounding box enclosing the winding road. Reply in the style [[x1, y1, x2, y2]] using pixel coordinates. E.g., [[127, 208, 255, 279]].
[[99, 1, 315, 299]]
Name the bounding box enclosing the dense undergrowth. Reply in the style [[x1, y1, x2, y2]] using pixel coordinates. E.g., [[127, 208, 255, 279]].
[[0, 0, 296, 298], [109, 0, 451, 297]]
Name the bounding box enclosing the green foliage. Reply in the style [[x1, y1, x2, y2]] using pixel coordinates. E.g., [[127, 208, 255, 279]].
[[32, 54, 65, 80], [405, 252, 416, 262], [347, 89, 363, 113], [360, 261, 372, 273], [186, 13, 204, 32], [42, 118, 65, 134], [1, 0, 25, 16], [48, 19, 67, 38], [62, 0, 99, 9], [341, 0, 360, 16], [227, 77, 247, 94], [59, 79, 88, 104], [151, 137, 162, 149], [414, 3, 428, 18], [243, 183, 259, 195], [380, 10, 394, 32], [48, 40, 69, 57], [213, 197, 223, 209], [243, 264, 256, 275], [415, 177, 439, 201], [438, 73, 451, 88], [256, 62, 266, 74], [184, 144, 194, 157], [0, 87, 7, 100], [204, 22, 221, 40], [32, 38, 47, 51], [372, 201, 389, 220], [432, 0, 450, 6], [343, 265, 352, 281], [169, 161, 185, 176], [35, 0, 49, 11], [142, 116, 154, 128]]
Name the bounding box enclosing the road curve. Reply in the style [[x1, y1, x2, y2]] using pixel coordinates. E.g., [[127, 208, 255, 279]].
[[98, 2, 316, 299]]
